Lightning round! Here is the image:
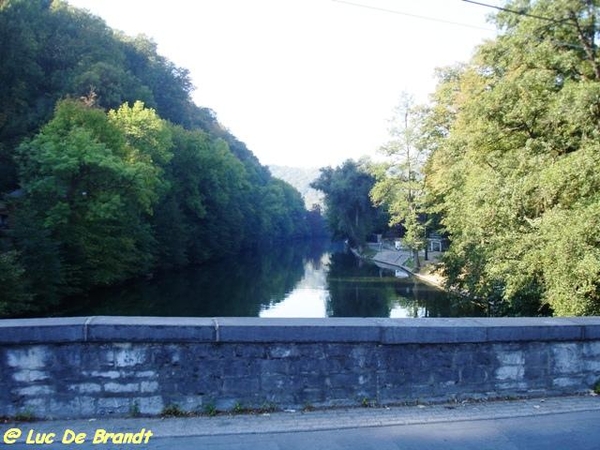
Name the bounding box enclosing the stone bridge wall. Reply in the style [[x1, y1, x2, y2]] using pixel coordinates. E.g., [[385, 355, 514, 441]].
[[0, 317, 599, 419]]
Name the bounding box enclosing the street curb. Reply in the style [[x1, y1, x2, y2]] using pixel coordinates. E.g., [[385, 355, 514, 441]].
[[2, 395, 598, 438]]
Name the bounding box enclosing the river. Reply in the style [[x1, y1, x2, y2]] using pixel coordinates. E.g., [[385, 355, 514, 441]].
[[59, 240, 484, 318]]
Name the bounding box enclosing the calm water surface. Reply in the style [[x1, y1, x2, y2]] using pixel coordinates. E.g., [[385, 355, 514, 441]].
[[61, 240, 483, 318]]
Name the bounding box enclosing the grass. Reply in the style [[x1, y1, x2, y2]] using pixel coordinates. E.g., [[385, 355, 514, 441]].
[[161, 404, 189, 418], [13, 409, 37, 422]]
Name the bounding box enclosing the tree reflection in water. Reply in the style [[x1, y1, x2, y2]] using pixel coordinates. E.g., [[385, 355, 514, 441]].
[[58, 242, 483, 318]]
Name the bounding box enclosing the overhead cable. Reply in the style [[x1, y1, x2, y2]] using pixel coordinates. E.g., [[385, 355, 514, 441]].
[[461, 0, 569, 25], [332, 0, 495, 32]]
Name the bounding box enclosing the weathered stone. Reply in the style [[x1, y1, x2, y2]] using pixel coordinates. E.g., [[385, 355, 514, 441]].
[[552, 344, 582, 374], [113, 344, 147, 368], [0, 317, 599, 419], [16, 385, 54, 396], [97, 397, 130, 415], [12, 369, 50, 383], [495, 365, 524, 381], [137, 396, 164, 415], [7, 346, 48, 369], [104, 382, 139, 394], [71, 383, 102, 394], [140, 381, 159, 393]]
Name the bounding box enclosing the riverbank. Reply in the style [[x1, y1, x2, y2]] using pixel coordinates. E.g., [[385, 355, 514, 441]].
[[353, 243, 447, 290]]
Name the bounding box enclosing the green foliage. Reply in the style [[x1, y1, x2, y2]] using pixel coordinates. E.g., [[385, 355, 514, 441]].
[[0, 0, 313, 315], [203, 403, 217, 417], [232, 402, 247, 414], [161, 404, 187, 418], [311, 159, 388, 246], [13, 408, 37, 422], [16, 100, 160, 293], [424, 0, 600, 316], [7, 98, 312, 314], [0, 250, 33, 315], [129, 401, 141, 418], [370, 94, 430, 269]]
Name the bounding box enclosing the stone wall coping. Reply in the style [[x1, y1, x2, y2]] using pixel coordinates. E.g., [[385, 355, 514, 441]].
[[0, 316, 599, 344]]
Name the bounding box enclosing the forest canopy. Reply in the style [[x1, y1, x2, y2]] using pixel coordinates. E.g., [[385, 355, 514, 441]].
[[0, 0, 315, 316]]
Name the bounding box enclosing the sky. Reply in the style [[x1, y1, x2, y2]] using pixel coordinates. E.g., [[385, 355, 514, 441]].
[[66, 0, 501, 169]]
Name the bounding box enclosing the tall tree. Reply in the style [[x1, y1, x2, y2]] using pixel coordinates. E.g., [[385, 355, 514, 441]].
[[370, 94, 430, 270], [425, 0, 600, 316], [16, 99, 164, 296], [312, 159, 388, 247]]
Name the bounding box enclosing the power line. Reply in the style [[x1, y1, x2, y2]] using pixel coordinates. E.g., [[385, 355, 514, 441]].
[[462, 1, 589, 53], [332, 0, 496, 32], [461, 0, 567, 25]]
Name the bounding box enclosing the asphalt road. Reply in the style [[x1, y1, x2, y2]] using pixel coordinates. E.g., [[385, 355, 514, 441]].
[[2, 395, 599, 449], [155, 410, 599, 450]]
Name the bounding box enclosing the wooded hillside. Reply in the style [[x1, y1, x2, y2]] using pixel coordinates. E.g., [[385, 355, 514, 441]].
[[0, 0, 313, 315]]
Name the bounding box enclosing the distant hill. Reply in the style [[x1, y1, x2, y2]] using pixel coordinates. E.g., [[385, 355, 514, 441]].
[[269, 165, 324, 208]]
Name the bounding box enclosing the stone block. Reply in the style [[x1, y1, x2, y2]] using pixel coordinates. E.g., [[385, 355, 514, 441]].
[[497, 381, 529, 391], [0, 317, 85, 344], [104, 382, 139, 394], [583, 341, 600, 357], [524, 365, 548, 381], [464, 366, 491, 384], [177, 395, 206, 413], [47, 397, 95, 418], [216, 317, 382, 343], [495, 365, 524, 381], [453, 350, 473, 367], [260, 359, 290, 376], [97, 397, 131, 415], [70, 383, 102, 394], [12, 370, 50, 383], [377, 371, 407, 389], [7, 346, 48, 369], [22, 397, 47, 410], [225, 359, 260, 378], [16, 385, 55, 396], [214, 398, 238, 411], [137, 396, 164, 415], [553, 377, 583, 388], [296, 373, 327, 390], [85, 370, 121, 379], [75, 396, 97, 417], [484, 318, 583, 342], [269, 345, 299, 359], [472, 349, 495, 367], [86, 316, 215, 343], [222, 376, 260, 395], [496, 349, 524, 366], [233, 344, 266, 359], [113, 345, 147, 368], [298, 387, 325, 404], [327, 373, 362, 389], [552, 344, 582, 374], [381, 318, 487, 344], [261, 373, 292, 391], [135, 370, 158, 378], [140, 381, 159, 393]]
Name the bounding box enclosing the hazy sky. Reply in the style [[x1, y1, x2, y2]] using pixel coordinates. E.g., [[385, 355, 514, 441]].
[[67, 0, 500, 168]]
